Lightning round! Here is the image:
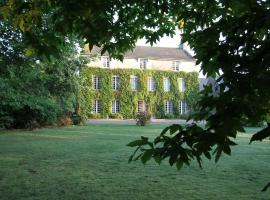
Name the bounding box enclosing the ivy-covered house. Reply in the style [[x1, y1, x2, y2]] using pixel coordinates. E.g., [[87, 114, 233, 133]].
[[81, 45, 200, 119]]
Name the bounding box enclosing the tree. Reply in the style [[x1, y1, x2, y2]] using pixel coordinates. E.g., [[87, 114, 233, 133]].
[[0, 19, 86, 128], [1, 0, 270, 188]]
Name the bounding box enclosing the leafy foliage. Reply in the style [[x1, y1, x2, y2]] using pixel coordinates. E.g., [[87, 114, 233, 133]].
[[136, 112, 151, 126], [80, 67, 199, 119], [1, 0, 270, 190], [0, 21, 86, 128]]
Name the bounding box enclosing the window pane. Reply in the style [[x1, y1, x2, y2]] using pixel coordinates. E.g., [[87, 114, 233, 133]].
[[102, 57, 110, 68], [164, 77, 170, 92], [130, 75, 138, 91], [148, 77, 156, 92], [140, 59, 148, 69], [138, 100, 146, 112]]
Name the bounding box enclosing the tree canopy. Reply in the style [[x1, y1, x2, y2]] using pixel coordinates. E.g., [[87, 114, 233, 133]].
[[1, 0, 270, 188]]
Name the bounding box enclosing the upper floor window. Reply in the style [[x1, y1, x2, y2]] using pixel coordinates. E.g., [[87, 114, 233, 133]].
[[102, 57, 110, 68], [92, 100, 101, 113], [130, 75, 139, 91], [112, 100, 120, 113], [164, 77, 170, 92], [178, 78, 185, 92], [92, 75, 101, 90], [112, 75, 120, 91], [179, 101, 188, 114], [139, 58, 148, 69], [165, 101, 173, 114], [148, 77, 156, 92], [172, 61, 180, 71]]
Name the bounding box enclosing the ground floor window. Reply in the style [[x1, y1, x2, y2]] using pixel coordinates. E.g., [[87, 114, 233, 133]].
[[164, 101, 173, 114], [92, 100, 101, 113], [112, 100, 120, 113], [179, 101, 188, 114], [137, 100, 147, 112]]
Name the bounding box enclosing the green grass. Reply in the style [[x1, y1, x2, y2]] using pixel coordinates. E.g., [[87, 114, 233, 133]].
[[0, 124, 269, 200]]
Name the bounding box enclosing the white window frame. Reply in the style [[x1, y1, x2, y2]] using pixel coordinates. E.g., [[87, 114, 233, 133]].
[[164, 101, 173, 114], [139, 58, 148, 69], [130, 75, 138, 91], [112, 75, 120, 91], [164, 77, 170, 92], [92, 100, 101, 113], [148, 77, 156, 92], [172, 60, 180, 71], [112, 100, 120, 113], [179, 101, 188, 114], [92, 75, 101, 90], [178, 78, 185, 92], [102, 56, 110, 68]]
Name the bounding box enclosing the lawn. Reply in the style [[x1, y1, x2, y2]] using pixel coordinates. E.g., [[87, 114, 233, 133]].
[[0, 124, 269, 200]]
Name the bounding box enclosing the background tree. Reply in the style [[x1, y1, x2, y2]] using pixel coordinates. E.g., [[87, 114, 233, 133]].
[[0, 19, 87, 128], [1, 0, 270, 188]]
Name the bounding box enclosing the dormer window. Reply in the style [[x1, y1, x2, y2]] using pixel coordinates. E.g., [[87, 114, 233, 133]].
[[102, 57, 110, 68], [172, 61, 180, 71], [139, 58, 148, 69]]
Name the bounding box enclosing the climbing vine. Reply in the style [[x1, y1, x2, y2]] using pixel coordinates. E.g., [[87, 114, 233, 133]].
[[80, 67, 199, 119]]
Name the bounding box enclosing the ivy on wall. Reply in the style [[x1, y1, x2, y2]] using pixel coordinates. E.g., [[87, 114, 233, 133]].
[[80, 67, 199, 119]]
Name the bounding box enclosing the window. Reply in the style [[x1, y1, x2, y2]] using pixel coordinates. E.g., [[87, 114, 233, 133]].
[[102, 57, 110, 68], [138, 100, 146, 112], [112, 75, 120, 90], [139, 58, 148, 69], [165, 101, 173, 114], [179, 101, 188, 114], [148, 77, 156, 92], [92, 100, 101, 113], [178, 78, 185, 92], [92, 75, 101, 90], [130, 75, 138, 91], [172, 61, 180, 71], [164, 77, 170, 92], [112, 100, 120, 113]]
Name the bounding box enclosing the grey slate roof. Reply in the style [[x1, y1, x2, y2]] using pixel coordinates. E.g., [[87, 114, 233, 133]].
[[87, 45, 194, 61]]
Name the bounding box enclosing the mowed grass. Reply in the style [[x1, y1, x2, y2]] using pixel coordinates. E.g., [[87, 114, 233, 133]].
[[0, 124, 270, 200]]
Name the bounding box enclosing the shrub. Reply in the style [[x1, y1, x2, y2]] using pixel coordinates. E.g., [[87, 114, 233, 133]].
[[136, 112, 151, 126], [164, 113, 175, 119], [179, 113, 190, 120], [58, 113, 73, 126], [109, 113, 123, 119]]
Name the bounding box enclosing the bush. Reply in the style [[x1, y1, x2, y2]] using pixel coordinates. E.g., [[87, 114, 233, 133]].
[[71, 112, 83, 125], [58, 113, 73, 126], [179, 113, 190, 120], [88, 113, 102, 119], [109, 113, 123, 119], [136, 112, 151, 126], [164, 113, 175, 119]]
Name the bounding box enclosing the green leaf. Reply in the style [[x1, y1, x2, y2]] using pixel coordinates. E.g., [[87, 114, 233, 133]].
[[204, 151, 211, 160], [141, 149, 153, 164], [214, 147, 222, 163], [169, 124, 182, 135], [250, 125, 270, 144], [127, 139, 148, 147], [154, 155, 162, 165], [176, 159, 184, 170], [160, 126, 170, 136], [223, 144, 231, 155]]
